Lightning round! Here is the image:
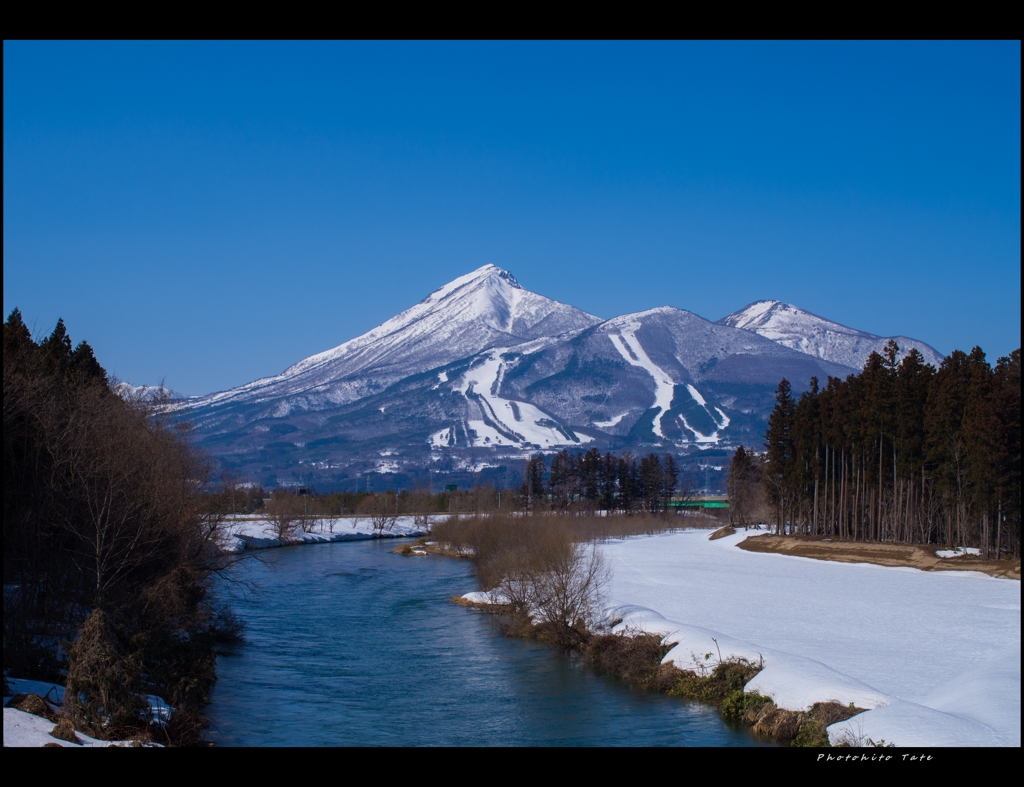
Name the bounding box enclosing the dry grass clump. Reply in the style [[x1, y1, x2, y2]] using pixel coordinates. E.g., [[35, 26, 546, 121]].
[[7, 693, 57, 722], [584, 630, 678, 691], [668, 658, 764, 705], [738, 699, 865, 746], [50, 716, 80, 744]]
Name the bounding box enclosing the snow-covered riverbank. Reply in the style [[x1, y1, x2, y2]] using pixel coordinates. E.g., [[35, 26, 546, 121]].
[[598, 529, 1020, 747], [219, 515, 430, 552]]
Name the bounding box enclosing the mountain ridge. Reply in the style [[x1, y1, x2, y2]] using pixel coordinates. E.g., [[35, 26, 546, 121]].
[[718, 299, 944, 370], [169, 267, 944, 488]]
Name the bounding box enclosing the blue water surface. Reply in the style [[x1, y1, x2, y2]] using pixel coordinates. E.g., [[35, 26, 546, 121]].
[[206, 539, 768, 747]]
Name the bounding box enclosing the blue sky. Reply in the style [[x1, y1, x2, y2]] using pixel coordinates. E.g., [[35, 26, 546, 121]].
[[4, 41, 1020, 394]]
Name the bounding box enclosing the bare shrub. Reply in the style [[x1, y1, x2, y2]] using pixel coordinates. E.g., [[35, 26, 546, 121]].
[[530, 540, 609, 650], [297, 508, 319, 534], [435, 514, 610, 651]]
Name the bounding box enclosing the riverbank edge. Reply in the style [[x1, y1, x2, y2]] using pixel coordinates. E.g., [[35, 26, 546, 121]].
[[452, 593, 866, 746], [225, 527, 429, 553], [735, 534, 1021, 580]]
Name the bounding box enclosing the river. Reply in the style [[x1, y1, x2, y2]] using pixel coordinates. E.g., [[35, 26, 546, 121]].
[[206, 538, 767, 746]]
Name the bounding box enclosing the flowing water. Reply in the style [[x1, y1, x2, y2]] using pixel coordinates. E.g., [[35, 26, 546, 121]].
[[206, 539, 767, 746]]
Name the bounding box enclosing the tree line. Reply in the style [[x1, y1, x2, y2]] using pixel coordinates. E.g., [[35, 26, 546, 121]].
[[204, 447, 685, 521], [730, 340, 1020, 559], [3, 310, 239, 743], [520, 448, 682, 513]]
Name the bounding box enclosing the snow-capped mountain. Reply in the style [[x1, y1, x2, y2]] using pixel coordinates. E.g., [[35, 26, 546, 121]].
[[179, 264, 600, 427], [174, 268, 941, 489], [718, 300, 944, 370]]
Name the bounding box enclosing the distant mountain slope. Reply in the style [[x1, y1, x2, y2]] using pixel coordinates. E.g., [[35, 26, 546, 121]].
[[182, 303, 856, 485], [718, 300, 944, 370], [485, 306, 855, 448], [178, 264, 600, 427]]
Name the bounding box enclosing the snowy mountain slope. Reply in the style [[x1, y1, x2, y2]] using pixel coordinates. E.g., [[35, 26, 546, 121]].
[[184, 303, 857, 484], [718, 300, 944, 370], [493, 306, 856, 448], [178, 265, 600, 425], [174, 268, 950, 486]]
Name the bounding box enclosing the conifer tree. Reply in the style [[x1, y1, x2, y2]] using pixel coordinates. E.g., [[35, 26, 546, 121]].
[[765, 378, 796, 533]]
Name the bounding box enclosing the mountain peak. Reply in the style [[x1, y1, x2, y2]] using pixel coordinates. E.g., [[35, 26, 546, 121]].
[[477, 263, 523, 290], [424, 264, 522, 304], [182, 265, 600, 411], [719, 301, 943, 369]]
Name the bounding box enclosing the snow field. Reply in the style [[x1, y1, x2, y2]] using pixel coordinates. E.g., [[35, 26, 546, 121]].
[[599, 530, 1020, 747]]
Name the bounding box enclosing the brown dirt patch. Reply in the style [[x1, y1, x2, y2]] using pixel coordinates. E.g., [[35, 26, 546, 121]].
[[736, 535, 1020, 580], [708, 525, 736, 541]]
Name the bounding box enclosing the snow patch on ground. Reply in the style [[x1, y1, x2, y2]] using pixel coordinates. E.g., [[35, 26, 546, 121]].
[[678, 414, 719, 444], [685, 384, 708, 408], [4, 678, 169, 747], [429, 426, 457, 448], [467, 419, 516, 446], [593, 412, 628, 428]]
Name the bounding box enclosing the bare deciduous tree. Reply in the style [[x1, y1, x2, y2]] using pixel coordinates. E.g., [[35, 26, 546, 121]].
[[359, 492, 400, 535], [530, 541, 609, 651], [265, 494, 300, 541]]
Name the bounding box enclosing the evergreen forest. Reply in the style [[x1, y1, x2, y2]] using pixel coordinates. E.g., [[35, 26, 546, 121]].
[[732, 340, 1020, 559]]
